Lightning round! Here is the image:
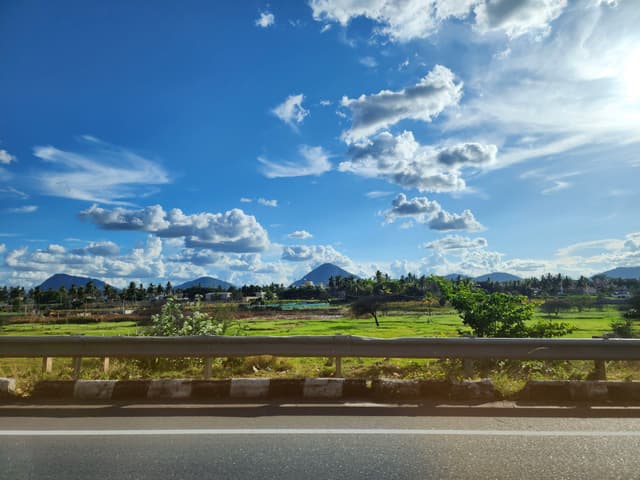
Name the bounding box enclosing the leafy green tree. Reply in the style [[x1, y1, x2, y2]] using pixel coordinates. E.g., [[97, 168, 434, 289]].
[[350, 295, 386, 327], [448, 283, 534, 337], [149, 296, 228, 336]]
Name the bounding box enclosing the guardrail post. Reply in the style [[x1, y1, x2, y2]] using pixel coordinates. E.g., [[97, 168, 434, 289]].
[[462, 358, 474, 378], [72, 357, 82, 380], [335, 356, 342, 377], [42, 357, 53, 373], [591, 336, 607, 380], [594, 360, 606, 380], [204, 357, 213, 379], [103, 357, 110, 374]]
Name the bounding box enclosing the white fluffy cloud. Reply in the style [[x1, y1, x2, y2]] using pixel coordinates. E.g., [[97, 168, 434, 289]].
[[79, 204, 270, 253], [288, 230, 313, 239], [255, 11, 275, 28], [309, 0, 566, 42], [428, 209, 484, 232], [474, 0, 567, 38], [340, 130, 496, 192], [0, 149, 16, 164], [33, 138, 169, 205], [272, 94, 309, 128], [259, 145, 332, 178], [340, 65, 462, 142], [310, 0, 480, 42], [383, 193, 485, 232], [281, 244, 352, 266], [3, 236, 166, 286]]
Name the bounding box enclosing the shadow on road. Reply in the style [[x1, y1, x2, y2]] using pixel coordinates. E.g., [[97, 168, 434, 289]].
[[1, 401, 640, 419]]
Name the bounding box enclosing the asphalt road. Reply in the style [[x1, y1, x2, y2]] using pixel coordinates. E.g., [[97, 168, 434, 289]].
[[2, 403, 640, 479]]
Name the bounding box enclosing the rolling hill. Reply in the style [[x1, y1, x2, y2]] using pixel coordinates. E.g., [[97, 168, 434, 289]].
[[595, 266, 640, 279], [38, 273, 107, 291], [474, 272, 522, 283], [292, 263, 359, 287], [174, 276, 234, 290]]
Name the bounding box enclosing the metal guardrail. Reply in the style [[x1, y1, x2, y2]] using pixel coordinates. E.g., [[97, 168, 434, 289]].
[[1, 335, 639, 378]]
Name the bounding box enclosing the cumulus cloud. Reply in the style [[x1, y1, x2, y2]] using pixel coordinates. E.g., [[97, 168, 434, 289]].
[[474, 0, 567, 38], [0, 243, 5, 254], [383, 193, 485, 232], [428, 209, 484, 232], [424, 235, 488, 250], [309, 0, 481, 42], [255, 11, 275, 28], [259, 145, 332, 178], [5, 205, 38, 214], [0, 149, 16, 164], [288, 230, 313, 239], [281, 244, 353, 267], [309, 0, 565, 42], [272, 94, 309, 128], [257, 198, 278, 207], [79, 204, 270, 253], [339, 130, 496, 192], [32, 139, 169, 205], [3, 236, 166, 286], [384, 193, 440, 220], [340, 65, 462, 142]]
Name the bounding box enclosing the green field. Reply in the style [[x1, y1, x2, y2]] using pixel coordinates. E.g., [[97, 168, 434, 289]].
[[2, 305, 636, 396], [0, 306, 626, 338]]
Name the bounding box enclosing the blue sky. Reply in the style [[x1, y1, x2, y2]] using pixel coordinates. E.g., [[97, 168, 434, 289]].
[[1, 0, 639, 287]]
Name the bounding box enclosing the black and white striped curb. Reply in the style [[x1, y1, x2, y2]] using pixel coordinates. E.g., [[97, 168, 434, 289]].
[[6, 378, 499, 402], [3, 377, 639, 403]]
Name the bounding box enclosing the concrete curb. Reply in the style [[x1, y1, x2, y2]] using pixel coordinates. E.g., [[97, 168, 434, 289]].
[[4, 378, 639, 403], [0, 378, 16, 398], [520, 380, 640, 403]]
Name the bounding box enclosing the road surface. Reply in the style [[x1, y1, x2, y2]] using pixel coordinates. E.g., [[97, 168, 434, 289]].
[[2, 402, 640, 479]]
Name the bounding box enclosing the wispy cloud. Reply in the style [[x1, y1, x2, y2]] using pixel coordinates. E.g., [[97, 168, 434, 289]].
[[257, 198, 278, 207], [0, 187, 29, 199], [5, 205, 38, 214], [32, 138, 169, 205], [541, 180, 570, 195], [359, 56, 377, 68], [259, 145, 332, 178], [365, 191, 394, 199]]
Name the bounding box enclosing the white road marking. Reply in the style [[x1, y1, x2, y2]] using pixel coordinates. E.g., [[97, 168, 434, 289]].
[[1, 428, 640, 437]]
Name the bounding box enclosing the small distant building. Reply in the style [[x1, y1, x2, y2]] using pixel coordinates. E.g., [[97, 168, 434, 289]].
[[205, 292, 232, 302]]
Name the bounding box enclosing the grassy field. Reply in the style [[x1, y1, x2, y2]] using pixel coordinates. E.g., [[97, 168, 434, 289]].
[[1, 305, 636, 397], [0, 305, 625, 338]]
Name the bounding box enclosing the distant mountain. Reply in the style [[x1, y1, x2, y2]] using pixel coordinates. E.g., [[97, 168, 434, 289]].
[[443, 273, 470, 281], [39, 273, 107, 291], [292, 263, 358, 287], [474, 272, 522, 283], [595, 267, 640, 279], [174, 276, 234, 290]]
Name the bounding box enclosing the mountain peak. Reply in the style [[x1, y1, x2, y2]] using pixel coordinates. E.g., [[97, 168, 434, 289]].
[[292, 263, 358, 287]]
